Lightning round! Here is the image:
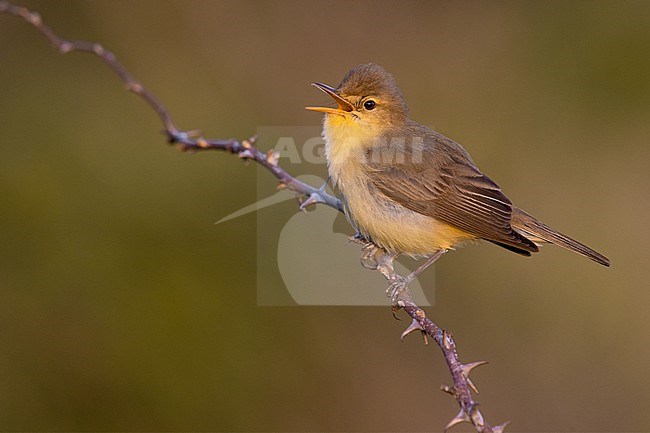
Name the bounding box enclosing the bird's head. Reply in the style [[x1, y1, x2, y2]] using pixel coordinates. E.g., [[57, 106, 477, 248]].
[[306, 63, 409, 135]]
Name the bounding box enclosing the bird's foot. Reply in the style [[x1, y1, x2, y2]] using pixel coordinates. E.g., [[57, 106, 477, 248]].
[[351, 237, 381, 270], [347, 231, 369, 245], [386, 274, 413, 304]]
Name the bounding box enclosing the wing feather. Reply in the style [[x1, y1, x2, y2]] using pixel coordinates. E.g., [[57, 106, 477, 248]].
[[367, 131, 538, 253]]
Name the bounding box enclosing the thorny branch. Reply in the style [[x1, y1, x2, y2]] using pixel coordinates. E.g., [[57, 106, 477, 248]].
[[371, 247, 508, 433], [0, 1, 341, 213], [1, 2, 507, 431]]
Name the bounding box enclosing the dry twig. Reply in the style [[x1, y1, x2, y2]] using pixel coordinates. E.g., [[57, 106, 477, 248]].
[[0, 2, 508, 431]]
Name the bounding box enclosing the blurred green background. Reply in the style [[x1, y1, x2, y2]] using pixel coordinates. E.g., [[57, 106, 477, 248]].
[[1, 0, 649, 431]]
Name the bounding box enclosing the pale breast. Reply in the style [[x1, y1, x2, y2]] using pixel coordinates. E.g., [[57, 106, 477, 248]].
[[341, 169, 472, 255], [322, 115, 473, 255]]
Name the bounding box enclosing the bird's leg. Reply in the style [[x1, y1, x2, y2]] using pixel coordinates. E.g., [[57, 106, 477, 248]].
[[385, 249, 447, 302], [406, 249, 448, 283]]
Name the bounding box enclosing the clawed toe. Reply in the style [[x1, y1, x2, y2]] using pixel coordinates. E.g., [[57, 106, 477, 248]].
[[386, 276, 409, 303], [359, 242, 379, 270], [348, 231, 369, 245]]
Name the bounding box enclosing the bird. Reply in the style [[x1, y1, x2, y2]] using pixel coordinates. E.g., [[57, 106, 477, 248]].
[[306, 63, 609, 287]]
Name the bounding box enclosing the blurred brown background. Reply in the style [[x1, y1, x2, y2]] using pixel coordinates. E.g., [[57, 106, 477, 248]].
[[1, 0, 649, 431]]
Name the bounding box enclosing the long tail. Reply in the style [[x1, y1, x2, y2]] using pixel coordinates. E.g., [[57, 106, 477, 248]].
[[511, 207, 610, 267]]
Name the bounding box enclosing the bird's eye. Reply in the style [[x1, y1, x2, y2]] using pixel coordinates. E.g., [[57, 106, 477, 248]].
[[363, 100, 376, 110]]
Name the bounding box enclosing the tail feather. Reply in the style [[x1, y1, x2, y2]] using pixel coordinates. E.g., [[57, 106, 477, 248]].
[[511, 207, 610, 267]]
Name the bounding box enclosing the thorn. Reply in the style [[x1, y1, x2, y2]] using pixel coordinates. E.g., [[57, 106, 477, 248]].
[[238, 149, 254, 159], [492, 421, 511, 433], [197, 137, 210, 148], [461, 361, 489, 377], [294, 196, 307, 212], [185, 129, 202, 138], [266, 149, 280, 166], [443, 330, 453, 350], [400, 318, 424, 341], [469, 403, 484, 427], [126, 81, 143, 93], [466, 377, 479, 394], [299, 192, 325, 210], [317, 176, 330, 194], [444, 409, 470, 432], [27, 11, 42, 25], [242, 139, 252, 149], [277, 182, 287, 190], [92, 43, 105, 55], [59, 41, 74, 54], [461, 361, 488, 394], [248, 134, 258, 145]]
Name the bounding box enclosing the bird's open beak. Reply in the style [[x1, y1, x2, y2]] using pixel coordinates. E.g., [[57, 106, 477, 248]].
[[305, 82, 355, 115]]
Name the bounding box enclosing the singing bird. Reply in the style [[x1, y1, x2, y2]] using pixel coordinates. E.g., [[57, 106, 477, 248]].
[[306, 63, 609, 282]]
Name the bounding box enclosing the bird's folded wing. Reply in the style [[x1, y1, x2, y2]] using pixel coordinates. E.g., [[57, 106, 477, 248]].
[[368, 148, 538, 254]]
